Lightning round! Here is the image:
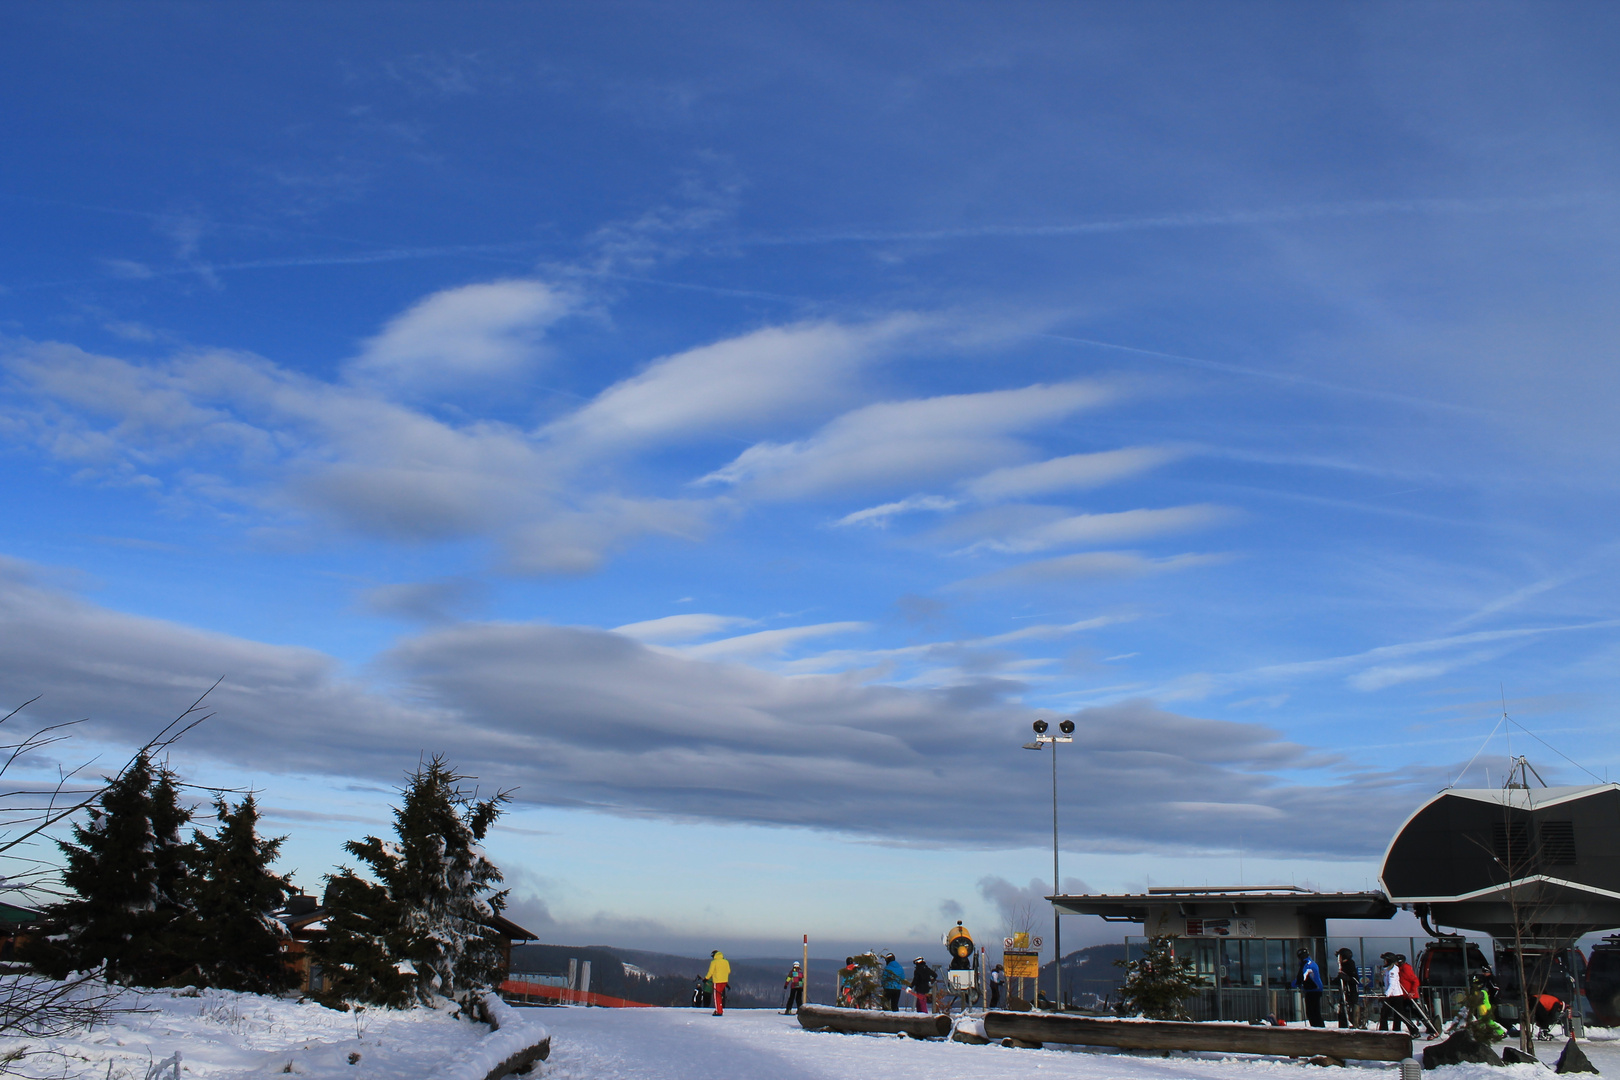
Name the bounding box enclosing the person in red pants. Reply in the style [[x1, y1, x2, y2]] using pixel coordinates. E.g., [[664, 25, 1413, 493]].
[[706, 950, 730, 1016], [910, 957, 936, 1013]]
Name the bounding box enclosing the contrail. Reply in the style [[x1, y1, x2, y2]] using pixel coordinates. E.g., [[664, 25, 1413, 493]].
[[736, 192, 1603, 246], [1038, 332, 1495, 417]]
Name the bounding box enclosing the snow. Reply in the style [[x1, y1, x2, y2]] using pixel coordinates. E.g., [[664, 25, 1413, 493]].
[[0, 983, 494, 1079], [4, 984, 1617, 1080], [535, 1008, 1620, 1080], [424, 995, 550, 1080]]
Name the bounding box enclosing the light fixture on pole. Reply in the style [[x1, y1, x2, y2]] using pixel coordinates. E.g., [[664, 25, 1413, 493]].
[[1023, 716, 1074, 1008]]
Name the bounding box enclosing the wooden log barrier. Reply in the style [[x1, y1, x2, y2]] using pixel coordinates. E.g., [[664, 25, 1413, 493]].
[[980, 1013, 1413, 1062], [796, 1004, 952, 1039]]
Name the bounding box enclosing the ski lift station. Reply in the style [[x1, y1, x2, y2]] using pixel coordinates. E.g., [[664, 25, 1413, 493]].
[[1048, 764, 1620, 1023], [1378, 779, 1620, 941]]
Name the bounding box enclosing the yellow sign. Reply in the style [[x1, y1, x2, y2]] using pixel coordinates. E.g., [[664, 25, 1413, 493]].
[[1003, 952, 1039, 979], [1010, 931, 1029, 949]]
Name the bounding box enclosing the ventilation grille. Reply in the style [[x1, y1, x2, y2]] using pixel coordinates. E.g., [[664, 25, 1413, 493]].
[[1539, 820, 1577, 866], [1493, 820, 1532, 870]]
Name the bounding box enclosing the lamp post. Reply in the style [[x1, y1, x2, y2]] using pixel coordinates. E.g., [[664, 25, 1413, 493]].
[[1023, 717, 1074, 1008]]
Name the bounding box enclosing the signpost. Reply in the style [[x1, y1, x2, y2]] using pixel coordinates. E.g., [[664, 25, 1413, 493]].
[[1002, 932, 1043, 1000]]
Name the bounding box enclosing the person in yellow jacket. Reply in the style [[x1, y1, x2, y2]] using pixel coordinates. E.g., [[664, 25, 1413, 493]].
[[706, 950, 731, 1016]]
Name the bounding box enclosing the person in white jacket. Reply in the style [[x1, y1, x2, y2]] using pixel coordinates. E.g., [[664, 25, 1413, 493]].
[[1378, 953, 1418, 1035]]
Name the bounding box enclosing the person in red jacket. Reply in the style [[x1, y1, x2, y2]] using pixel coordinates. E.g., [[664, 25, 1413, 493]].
[[1534, 994, 1568, 1039], [1396, 954, 1437, 1035]]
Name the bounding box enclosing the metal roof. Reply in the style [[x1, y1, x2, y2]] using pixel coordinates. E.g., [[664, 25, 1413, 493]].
[[1049, 889, 1396, 921]]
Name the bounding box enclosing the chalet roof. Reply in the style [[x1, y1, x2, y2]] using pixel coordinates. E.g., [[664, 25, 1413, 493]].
[[274, 899, 537, 942], [0, 901, 39, 927], [1050, 888, 1396, 922]]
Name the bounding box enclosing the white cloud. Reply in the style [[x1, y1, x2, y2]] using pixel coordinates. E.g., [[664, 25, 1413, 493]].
[[612, 613, 754, 643], [679, 621, 870, 661], [0, 562, 1406, 855], [544, 317, 922, 454], [346, 279, 574, 393], [834, 495, 960, 528], [962, 446, 1183, 501], [498, 496, 711, 576], [956, 504, 1231, 554], [700, 381, 1113, 498]]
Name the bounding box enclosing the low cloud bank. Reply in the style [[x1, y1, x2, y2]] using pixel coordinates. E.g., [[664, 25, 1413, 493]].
[[0, 562, 1413, 858]]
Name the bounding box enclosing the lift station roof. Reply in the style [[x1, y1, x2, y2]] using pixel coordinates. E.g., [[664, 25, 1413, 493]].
[[1379, 783, 1620, 940]]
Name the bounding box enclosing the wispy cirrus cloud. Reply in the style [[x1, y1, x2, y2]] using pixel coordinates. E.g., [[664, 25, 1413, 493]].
[[942, 504, 1232, 555], [834, 494, 960, 528], [961, 446, 1183, 501], [953, 550, 1229, 590], [699, 381, 1114, 498]]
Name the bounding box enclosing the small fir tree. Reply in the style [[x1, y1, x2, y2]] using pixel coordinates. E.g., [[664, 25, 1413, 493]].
[[25, 753, 195, 986], [309, 869, 412, 1010], [1114, 935, 1198, 1020], [185, 794, 298, 993], [847, 952, 885, 1009], [314, 757, 510, 1010]]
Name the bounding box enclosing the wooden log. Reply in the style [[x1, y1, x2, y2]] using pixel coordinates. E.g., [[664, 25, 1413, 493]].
[[796, 1004, 952, 1039], [981, 1013, 1413, 1062]]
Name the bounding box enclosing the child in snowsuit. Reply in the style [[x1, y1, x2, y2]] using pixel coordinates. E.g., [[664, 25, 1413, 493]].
[[837, 958, 857, 1006], [782, 961, 804, 1014]]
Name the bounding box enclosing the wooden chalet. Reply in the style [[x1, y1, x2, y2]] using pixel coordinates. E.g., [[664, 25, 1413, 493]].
[[276, 892, 538, 996]]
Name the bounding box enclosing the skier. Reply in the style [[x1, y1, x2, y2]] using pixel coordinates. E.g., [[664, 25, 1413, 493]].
[[706, 950, 730, 1016], [988, 963, 1005, 1009], [1463, 967, 1508, 1040], [1377, 952, 1418, 1036], [911, 956, 937, 1014], [881, 952, 905, 1011], [782, 961, 804, 1014], [691, 975, 707, 1009], [1396, 954, 1436, 1035], [1333, 947, 1361, 1029], [837, 957, 856, 1006], [1534, 993, 1568, 1040], [1292, 948, 1326, 1027]]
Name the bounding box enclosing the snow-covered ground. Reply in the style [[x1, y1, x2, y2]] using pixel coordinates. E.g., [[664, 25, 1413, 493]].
[[2, 987, 1616, 1079], [0, 985, 505, 1079], [536, 1008, 1620, 1080]]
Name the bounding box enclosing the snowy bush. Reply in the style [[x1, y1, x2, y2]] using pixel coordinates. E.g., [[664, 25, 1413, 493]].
[[1114, 935, 1198, 1020]]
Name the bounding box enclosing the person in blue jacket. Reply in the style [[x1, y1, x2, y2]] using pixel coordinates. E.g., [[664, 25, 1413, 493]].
[[1293, 948, 1326, 1027], [881, 952, 905, 1011]]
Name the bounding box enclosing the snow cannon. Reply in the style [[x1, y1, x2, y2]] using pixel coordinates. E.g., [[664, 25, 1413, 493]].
[[945, 920, 974, 964]]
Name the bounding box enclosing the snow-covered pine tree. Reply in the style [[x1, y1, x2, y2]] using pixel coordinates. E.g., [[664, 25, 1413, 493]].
[[1113, 935, 1198, 1019], [849, 952, 885, 1009], [308, 868, 412, 1010], [350, 757, 511, 1009], [24, 752, 195, 985], [184, 794, 298, 993]]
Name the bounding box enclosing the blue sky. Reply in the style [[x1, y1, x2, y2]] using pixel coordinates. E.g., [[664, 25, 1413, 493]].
[[3, 2, 1620, 960]]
